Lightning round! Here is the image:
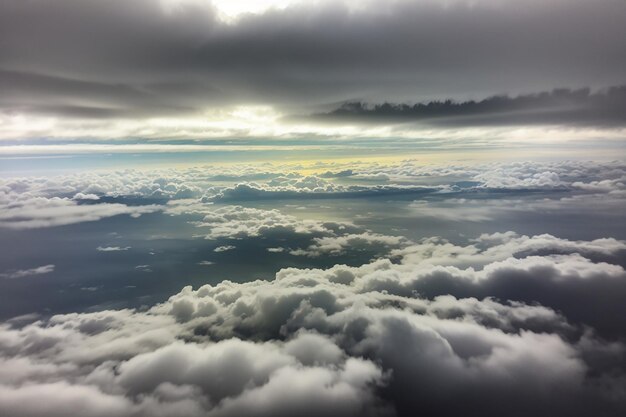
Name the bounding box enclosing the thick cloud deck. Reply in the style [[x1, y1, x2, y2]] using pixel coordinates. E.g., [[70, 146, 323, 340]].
[[2, 0, 626, 117], [1, 233, 625, 417]]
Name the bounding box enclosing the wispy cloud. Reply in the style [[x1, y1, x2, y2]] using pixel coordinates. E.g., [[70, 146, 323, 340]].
[[96, 246, 131, 252], [0, 264, 55, 279], [214, 245, 236, 252]]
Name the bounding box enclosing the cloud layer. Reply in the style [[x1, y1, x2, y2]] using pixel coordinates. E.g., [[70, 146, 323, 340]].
[[3, 159, 625, 231], [1, 232, 626, 416], [2, 158, 626, 415], [1, 0, 625, 134], [318, 86, 626, 127]]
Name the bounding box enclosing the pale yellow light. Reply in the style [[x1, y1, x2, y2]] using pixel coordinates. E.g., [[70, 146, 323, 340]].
[[211, 0, 296, 20]]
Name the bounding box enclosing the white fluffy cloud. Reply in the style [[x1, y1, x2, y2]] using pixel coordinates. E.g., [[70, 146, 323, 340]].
[[4, 160, 626, 209], [181, 205, 344, 240], [290, 232, 408, 257], [1, 232, 625, 416], [1, 172, 177, 229], [2, 159, 626, 416], [391, 231, 626, 268]]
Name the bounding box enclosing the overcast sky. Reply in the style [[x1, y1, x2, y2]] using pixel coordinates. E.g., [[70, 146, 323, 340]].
[[1, 0, 625, 142]]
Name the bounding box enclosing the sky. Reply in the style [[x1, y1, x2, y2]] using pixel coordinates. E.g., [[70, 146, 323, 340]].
[[1, 0, 626, 144], [1, 1, 626, 417]]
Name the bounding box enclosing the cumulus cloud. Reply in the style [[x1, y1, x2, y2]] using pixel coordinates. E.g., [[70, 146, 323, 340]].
[[0, 315, 389, 417], [205, 181, 440, 202], [334, 159, 626, 192], [5, 159, 625, 206], [182, 205, 345, 240], [72, 192, 100, 201], [0, 168, 209, 202], [290, 232, 408, 257], [0, 172, 187, 229], [267, 247, 285, 253], [390, 231, 626, 269], [0, 264, 55, 280], [1, 232, 626, 416]]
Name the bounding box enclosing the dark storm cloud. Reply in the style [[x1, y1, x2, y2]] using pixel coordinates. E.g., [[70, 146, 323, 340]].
[[1, 0, 626, 120], [315, 86, 626, 127]]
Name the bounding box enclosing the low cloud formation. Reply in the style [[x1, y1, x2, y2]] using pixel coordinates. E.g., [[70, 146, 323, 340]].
[[178, 204, 347, 240], [96, 246, 131, 252], [5, 159, 625, 201], [319, 158, 626, 191], [0, 197, 161, 230], [3, 159, 625, 235], [319, 86, 626, 127], [0, 173, 168, 229], [1, 232, 625, 416], [205, 182, 439, 202], [72, 193, 100, 201], [290, 232, 408, 257], [213, 245, 236, 253], [0, 264, 55, 280]]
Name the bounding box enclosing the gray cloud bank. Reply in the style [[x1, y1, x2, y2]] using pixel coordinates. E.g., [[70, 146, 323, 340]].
[[316, 86, 626, 127], [1, 0, 625, 121], [1, 232, 626, 416]]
